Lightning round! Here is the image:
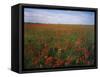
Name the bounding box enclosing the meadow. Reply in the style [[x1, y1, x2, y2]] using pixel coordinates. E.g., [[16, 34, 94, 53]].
[[24, 23, 95, 69]]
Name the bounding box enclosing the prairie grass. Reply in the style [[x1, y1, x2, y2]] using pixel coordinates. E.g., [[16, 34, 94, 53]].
[[24, 23, 94, 69]]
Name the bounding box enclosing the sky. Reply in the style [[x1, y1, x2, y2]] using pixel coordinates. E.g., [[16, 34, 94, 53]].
[[24, 8, 95, 25]]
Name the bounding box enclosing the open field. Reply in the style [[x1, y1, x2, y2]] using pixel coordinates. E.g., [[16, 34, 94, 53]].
[[24, 23, 95, 69]]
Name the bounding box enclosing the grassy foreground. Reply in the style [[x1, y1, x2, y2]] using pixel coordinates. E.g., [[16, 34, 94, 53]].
[[24, 23, 95, 69]]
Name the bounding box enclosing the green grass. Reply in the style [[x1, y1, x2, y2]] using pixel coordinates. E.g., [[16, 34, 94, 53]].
[[24, 24, 94, 69]]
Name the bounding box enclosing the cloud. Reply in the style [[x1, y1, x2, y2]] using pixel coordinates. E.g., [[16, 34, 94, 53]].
[[24, 8, 95, 25]]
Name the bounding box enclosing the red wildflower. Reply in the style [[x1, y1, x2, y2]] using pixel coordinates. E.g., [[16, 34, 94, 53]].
[[81, 48, 91, 59], [76, 56, 85, 64], [80, 56, 85, 61], [45, 56, 53, 65], [58, 60, 64, 65], [84, 61, 91, 65], [65, 56, 72, 65], [32, 57, 39, 65], [53, 59, 64, 67], [84, 51, 91, 59]]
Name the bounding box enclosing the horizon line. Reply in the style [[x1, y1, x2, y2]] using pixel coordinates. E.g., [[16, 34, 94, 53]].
[[24, 22, 94, 26]]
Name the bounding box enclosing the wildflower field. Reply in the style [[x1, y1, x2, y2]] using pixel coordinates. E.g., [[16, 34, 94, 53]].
[[24, 23, 95, 69]]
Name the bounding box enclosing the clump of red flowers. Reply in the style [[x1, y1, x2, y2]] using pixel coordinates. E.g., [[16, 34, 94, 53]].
[[53, 59, 64, 68], [64, 56, 73, 66], [45, 56, 54, 66], [32, 57, 39, 65]]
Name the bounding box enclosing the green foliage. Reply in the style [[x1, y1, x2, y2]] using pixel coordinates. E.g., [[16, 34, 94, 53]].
[[48, 48, 57, 57], [24, 24, 94, 69]]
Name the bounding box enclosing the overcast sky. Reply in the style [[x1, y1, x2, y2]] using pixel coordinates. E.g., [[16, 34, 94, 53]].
[[24, 8, 95, 25]]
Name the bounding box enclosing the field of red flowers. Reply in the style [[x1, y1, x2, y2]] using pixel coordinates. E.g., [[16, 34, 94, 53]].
[[24, 23, 94, 69]]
